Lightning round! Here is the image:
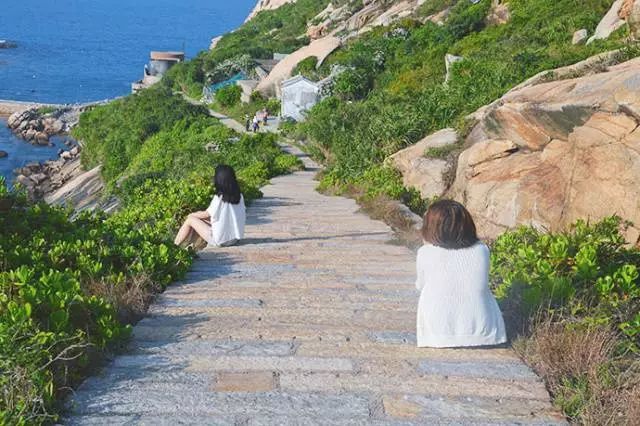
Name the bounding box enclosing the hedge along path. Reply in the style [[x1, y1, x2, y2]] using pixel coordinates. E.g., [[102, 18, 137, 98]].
[[66, 118, 565, 424]]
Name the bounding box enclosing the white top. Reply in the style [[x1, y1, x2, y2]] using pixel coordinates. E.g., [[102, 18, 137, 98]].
[[206, 194, 246, 247], [415, 242, 507, 348]]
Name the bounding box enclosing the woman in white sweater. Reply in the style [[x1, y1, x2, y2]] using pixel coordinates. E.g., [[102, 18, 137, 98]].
[[415, 200, 506, 348], [174, 165, 246, 248]]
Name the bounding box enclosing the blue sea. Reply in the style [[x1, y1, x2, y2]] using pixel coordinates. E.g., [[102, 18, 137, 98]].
[[0, 0, 254, 184]]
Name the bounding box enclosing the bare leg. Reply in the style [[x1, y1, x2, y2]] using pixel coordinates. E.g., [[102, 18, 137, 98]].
[[174, 217, 212, 246]]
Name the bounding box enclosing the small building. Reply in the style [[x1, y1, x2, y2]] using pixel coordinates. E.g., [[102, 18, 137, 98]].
[[132, 51, 184, 93], [280, 75, 330, 122]]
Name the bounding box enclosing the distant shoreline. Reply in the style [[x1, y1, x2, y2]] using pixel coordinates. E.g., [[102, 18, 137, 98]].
[[0, 100, 61, 117], [0, 98, 120, 117]]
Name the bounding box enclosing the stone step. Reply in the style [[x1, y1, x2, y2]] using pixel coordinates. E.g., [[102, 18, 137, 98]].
[[66, 162, 563, 423]]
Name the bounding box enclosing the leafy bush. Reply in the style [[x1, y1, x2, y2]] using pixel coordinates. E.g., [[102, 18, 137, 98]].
[[0, 182, 190, 423], [292, 56, 320, 80], [215, 84, 242, 107], [491, 217, 640, 349], [73, 85, 207, 184]]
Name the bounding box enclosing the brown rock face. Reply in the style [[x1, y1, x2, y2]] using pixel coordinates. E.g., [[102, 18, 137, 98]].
[[450, 58, 640, 243], [388, 128, 458, 199]]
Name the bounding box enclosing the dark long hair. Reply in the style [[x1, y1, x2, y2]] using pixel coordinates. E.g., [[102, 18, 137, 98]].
[[421, 200, 479, 249], [214, 165, 242, 204]]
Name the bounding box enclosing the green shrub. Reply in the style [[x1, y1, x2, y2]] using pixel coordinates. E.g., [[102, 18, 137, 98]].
[[73, 85, 206, 183], [215, 84, 242, 107], [292, 56, 319, 80], [491, 216, 640, 349]]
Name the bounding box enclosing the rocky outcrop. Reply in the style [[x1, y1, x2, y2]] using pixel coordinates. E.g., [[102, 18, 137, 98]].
[[448, 57, 640, 244], [388, 128, 458, 199], [13, 145, 83, 199], [245, 0, 297, 22], [45, 164, 119, 214], [255, 36, 341, 97], [587, 0, 626, 44], [6, 108, 67, 145]]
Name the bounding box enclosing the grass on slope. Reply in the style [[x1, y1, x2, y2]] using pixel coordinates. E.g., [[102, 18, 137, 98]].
[[301, 0, 632, 202]]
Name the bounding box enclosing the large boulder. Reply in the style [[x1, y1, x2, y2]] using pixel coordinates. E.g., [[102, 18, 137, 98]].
[[388, 128, 458, 199], [449, 57, 640, 244], [587, 0, 626, 44], [255, 36, 341, 97]]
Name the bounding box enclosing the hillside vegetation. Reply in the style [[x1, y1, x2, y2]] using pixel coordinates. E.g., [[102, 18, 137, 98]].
[[303, 0, 629, 199], [1, 83, 302, 423], [2, 0, 639, 423]]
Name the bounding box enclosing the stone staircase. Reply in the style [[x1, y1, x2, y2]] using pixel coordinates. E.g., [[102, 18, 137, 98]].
[[66, 152, 564, 425]]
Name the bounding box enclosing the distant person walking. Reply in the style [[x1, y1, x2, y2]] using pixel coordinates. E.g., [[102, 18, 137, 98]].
[[262, 108, 268, 126], [252, 115, 260, 133], [245, 114, 251, 132], [174, 165, 246, 249], [415, 200, 507, 348]]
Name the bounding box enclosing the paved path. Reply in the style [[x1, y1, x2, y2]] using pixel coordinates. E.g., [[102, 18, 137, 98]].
[[67, 148, 563, 425]]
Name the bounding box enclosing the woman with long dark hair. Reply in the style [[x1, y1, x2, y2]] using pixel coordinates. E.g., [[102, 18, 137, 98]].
[[415, 200, 506, 348], [174, 165, 246, 248]]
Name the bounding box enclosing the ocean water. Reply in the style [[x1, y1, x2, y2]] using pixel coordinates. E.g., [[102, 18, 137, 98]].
[[0, 0, 255, 185], [0, 0, 255, 103]]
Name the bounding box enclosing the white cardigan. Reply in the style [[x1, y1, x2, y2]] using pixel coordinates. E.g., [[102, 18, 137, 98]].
[[415, 242, 507, 348]]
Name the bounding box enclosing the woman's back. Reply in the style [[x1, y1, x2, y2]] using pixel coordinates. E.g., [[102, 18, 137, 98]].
[[415, 243, 506, 348], [207, 194, 245, 247]]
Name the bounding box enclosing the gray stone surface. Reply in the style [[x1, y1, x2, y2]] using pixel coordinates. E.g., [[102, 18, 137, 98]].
[[66, 148, 564, 424]]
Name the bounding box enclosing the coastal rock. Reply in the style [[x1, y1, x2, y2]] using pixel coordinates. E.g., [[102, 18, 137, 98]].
[[0, 150, 7, 158], [35, 131, 49, 145], [388, 128, 458, 199], [15, 175, 34, 188], [209, 35, 222, 51], [448, 57, 640, 244], [29, 173, 48, 185], [8, 109, 36, 129], [24, 129, 37, 142], [572, 29, 588, 45]]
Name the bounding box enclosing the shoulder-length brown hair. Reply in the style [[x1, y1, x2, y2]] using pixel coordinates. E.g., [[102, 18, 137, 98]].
[[421, 200, 479, 249]]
